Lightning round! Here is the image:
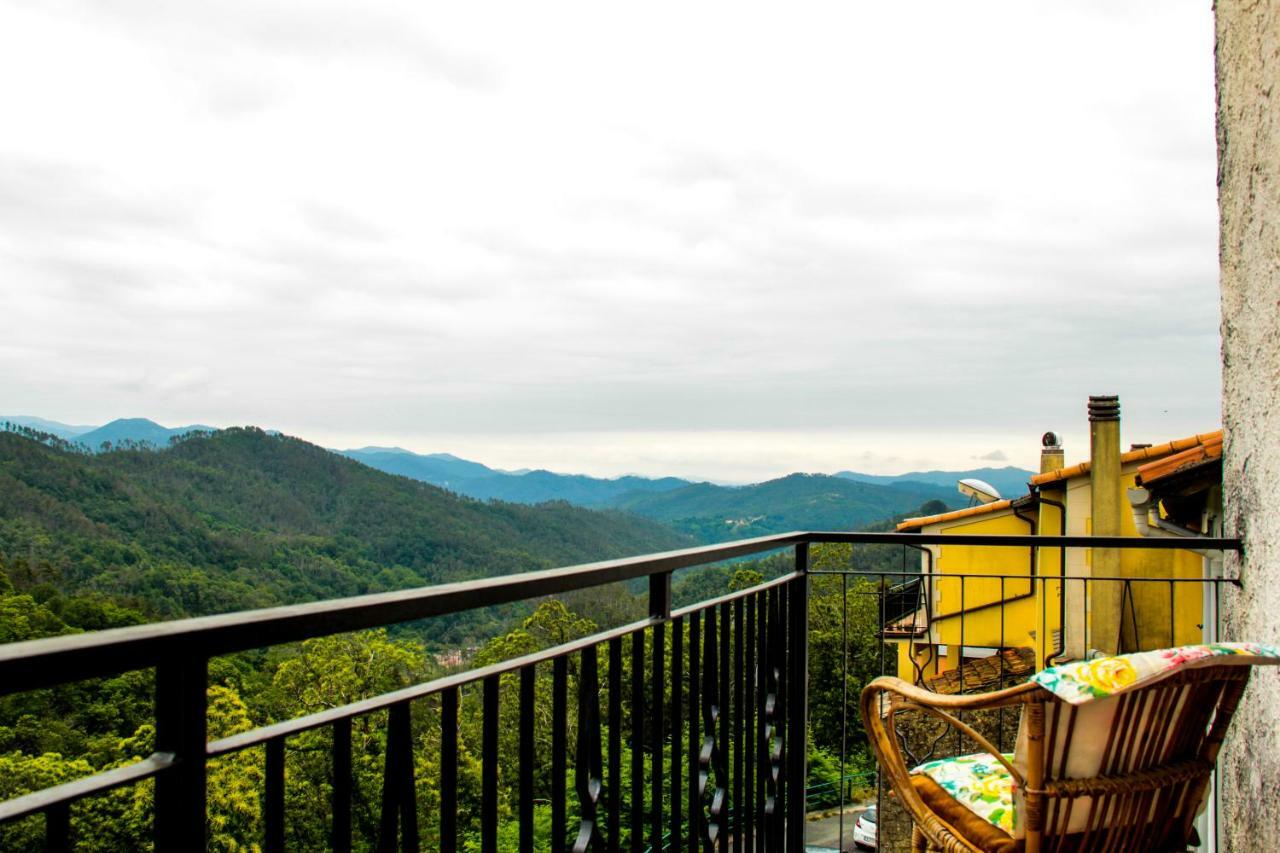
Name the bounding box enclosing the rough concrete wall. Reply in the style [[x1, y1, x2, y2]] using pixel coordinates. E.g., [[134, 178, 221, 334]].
[[1216, 1, 1280, 849]]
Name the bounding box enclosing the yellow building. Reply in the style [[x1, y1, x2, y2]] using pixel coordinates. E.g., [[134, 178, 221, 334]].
[[887, 396, 1223, 687]]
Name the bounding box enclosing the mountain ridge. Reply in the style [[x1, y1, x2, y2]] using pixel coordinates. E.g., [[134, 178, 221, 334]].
[[836, 465, 1035, 499], [0, 427, 689, 632]]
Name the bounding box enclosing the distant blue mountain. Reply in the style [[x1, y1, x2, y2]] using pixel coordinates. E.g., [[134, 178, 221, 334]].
[[0, 415, 96, 441], [338, 447, 690, 507], [835, 466, 1036, 501], [338, 448, 962, 542], [73, 418, 216, 451], [336, 448, 502, 490]]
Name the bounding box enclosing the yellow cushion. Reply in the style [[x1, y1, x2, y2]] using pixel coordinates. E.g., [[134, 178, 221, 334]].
[[911, 752, 1016, 834]]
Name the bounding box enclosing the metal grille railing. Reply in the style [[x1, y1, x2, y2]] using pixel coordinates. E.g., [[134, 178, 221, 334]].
[[0, 532, 1241, 850]]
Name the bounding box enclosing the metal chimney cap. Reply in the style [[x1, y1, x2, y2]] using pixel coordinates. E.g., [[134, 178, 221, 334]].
[[1042, 431, 1061, 448], [1088, 395, 1120, 422]]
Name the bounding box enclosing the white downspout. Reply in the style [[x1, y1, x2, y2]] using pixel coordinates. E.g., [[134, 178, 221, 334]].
[[1126, 486, 1220, 638]]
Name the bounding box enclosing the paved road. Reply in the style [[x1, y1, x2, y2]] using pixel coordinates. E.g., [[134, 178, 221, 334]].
[[806, 803, 874, 851]]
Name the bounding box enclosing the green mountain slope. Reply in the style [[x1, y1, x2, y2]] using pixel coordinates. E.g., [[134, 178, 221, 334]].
[[0, 428, 690, 625], [614, 473, 958, 542]]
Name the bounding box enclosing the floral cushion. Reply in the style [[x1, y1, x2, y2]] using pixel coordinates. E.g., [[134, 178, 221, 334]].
[[1030, 642, 1280, 705], [911, 752, 1016, 834]]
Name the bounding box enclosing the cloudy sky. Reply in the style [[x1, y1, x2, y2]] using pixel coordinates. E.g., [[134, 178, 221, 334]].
[[0, 1, 1221, 482]]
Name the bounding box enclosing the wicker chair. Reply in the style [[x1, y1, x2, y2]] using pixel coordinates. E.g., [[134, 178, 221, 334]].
[[861, 645, 1280, 852]]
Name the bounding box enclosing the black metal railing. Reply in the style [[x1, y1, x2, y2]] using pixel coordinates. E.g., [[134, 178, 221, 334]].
[[0, 532, 1241, 851], [810, 539, 1240, 853]]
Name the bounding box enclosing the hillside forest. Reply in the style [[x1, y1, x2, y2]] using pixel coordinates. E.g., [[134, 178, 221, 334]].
[[0, 426, 944, 849]]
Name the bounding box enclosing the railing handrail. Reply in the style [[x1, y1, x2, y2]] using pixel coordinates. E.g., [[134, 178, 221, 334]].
[[0, 531, 1241, 847], [207, 572, 803, 757], [0, 532, 807, 695], [0, 532, 1239, 696]]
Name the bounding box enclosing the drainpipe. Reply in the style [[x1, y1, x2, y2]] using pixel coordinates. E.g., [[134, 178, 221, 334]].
[[1039, 495, 1067, 667], [1089, 395, 1125, 654], [1126, 487, 1215, 555]]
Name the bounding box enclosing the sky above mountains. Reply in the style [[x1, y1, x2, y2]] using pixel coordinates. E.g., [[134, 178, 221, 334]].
[[0, 2, 1221, 481]]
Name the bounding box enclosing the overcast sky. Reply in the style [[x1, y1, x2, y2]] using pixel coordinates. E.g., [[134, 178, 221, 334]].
[[0, 1, 1221, 482]]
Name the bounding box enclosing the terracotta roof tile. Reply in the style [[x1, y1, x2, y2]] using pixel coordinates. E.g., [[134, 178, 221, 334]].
[[1029, 429, 1223, 486], [895, 499, 1013, 532], [925, 647, 1036, 695], [1136, 433, 1223, 486]]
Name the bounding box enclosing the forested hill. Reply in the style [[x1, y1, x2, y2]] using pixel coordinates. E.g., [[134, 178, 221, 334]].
[[614, 473, 957, 541], [0, 428, 690, 625]]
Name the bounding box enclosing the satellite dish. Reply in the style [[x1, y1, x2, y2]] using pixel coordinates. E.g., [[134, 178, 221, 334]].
[[958, 478, 1002, 505]]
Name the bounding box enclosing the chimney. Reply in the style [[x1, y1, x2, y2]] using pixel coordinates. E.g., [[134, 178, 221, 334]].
[[1088, 395, 1125, 653], [1040, 431, 1064, 474]]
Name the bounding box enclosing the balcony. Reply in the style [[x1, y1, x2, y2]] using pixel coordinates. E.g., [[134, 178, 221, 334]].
[[0, 532, 1239, 851]]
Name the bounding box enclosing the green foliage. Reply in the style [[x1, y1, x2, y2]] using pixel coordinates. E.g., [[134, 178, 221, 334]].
[[805, 544, 898, 757], [207, 686, 265, 852], [0, 430, 922, 849], [0, 429, 689, 642]]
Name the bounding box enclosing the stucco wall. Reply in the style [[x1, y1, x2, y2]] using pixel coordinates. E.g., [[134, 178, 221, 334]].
[[1216, 1, 1280, 849]]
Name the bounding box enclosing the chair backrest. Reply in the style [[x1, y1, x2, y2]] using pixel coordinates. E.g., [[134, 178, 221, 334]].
[[1011, 657, 1255, 850]]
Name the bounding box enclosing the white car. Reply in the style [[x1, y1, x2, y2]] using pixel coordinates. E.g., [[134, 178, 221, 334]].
[[852, 806, 877, 849]]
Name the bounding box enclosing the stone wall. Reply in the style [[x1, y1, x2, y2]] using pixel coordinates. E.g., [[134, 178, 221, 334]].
[[1216, 1, 1280, 849]]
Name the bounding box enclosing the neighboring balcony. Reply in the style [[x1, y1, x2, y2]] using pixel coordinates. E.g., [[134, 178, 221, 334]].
[[0, 533, 1238, 851]]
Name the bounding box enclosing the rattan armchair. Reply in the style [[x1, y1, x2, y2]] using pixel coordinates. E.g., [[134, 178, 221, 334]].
[[862, 645, 1280, 852]]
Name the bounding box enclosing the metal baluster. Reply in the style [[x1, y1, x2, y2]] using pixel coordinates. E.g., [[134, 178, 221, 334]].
[[483, 678, 499, 853], [521, 665, 536, 853], [652, 620, 665, 850], [701, 605, 723, 851], [630, 631, 645, 853], [554, 657, 569, 852], [718, 601, 730, 853], [608, 637, 623, 853], [785, 557, 809, 851], [838, 573, 848, 852], [378, 701, 418, 853], [745, 593, 757, 851], [672, 616, 684, 852], [265, 737, 285, 853], [155, 658, 208, 852], [763, 587, 783, 848], [332, 718, 352, 853], [689, 609, 702, 853], [574, 645, 604, 852], [755, 591, 768, 853], [776, 583, 788, 845], [397, 703, 419, 851], [441, 688, 458, 853], [377, 738, 403, 853], [733, 595, 745, 853], [44, 804, 69, 853]]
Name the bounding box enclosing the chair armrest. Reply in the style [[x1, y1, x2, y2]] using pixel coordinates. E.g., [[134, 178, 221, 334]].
[[865, 675, 1044, 712], [860, 676, 1044, 842]]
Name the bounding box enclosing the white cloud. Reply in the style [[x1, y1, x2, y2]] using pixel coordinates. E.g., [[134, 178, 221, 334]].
[[0, 1, 1222, 479]]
